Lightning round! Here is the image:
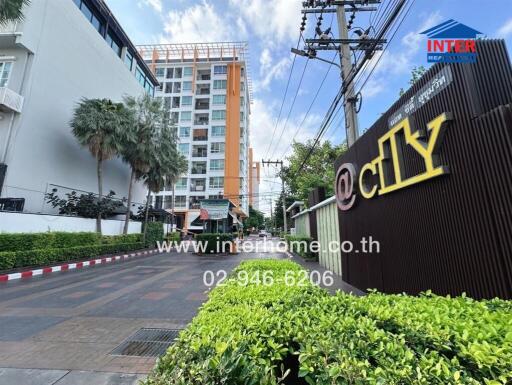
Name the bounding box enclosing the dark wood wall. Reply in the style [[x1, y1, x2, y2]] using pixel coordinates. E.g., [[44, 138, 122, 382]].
[[334, 40, 512, 299]]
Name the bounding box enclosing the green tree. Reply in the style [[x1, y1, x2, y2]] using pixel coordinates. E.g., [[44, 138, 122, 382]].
[[71, 98, 130, 234], [272, 193, 297, 232], [244, 205, 265, 231], [121, 94, 162, 234], [0, 0, 29, 25], [139, 111, 187, 242], [282, 140, 346, 202], [399, 65, 427, 96]]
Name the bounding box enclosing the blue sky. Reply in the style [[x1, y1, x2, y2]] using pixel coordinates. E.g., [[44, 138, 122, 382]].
[[105, 0, 512, 214]]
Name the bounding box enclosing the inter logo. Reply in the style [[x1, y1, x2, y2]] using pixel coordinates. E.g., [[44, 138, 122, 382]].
[[420, 19, 482, 63]]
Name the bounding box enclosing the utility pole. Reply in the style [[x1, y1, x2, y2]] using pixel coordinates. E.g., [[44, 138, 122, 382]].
[[262, 160, 287, 233], [336, 4, 359, 146], [296, 0, 385, 147]]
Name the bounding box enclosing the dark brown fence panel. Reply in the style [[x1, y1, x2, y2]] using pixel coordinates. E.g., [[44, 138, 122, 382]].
[[334, 40, 512, 299]]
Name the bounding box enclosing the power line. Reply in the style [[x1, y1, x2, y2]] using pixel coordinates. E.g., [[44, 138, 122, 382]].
[[264, 35, 303, 159], [268, 58, 310, 159], [279, 50, 339, 159]]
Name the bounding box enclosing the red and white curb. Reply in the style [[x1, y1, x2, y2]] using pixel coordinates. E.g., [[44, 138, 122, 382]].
[[0, 248, 159, 282]]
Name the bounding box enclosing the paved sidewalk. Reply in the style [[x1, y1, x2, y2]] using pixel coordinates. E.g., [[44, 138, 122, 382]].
[[0, 237, 286, 384]]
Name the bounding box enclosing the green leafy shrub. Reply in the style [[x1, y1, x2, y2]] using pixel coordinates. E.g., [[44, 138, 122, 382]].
[[0, 232, 100, 253], [0, 252, 16, 270], [101, 233, 142, 245], [195, 233, 234, 254], [165, 232, 181, 244], [144, 260, 512, 385], [144, 222, 164, 247], [284, 235, 316, 260], [4, 242, 144, 269]]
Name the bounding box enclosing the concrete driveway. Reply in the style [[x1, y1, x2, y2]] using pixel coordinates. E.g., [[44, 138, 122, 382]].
[[0, 236, 287, 385]]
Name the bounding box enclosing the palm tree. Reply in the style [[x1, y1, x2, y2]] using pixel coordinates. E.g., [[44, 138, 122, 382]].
[[0, 0, 30, 25], [71, 98, 130, 233], [121, 94, 162, 234], [140, 111, 187, 243]]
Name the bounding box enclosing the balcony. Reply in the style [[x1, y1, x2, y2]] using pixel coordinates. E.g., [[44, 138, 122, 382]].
[[196, 85, 210, 95], [193, 129, 208, 142], [0, 22, 21, 49], [191, 161, 207, 174], [192, 146, 208, 158], [195, 98, 210, 110], [196, 69, 211, 81], [194, 113, 209, 125], [190, 179, 206, 192], [0, 87, 24, 113]]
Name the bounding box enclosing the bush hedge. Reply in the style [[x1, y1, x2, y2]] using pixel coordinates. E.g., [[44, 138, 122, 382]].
[[144, 222, 164, 247], [0, 232, 100, 253], [0, 231, 146, 271], [285, 235, 316, 260], [144, 260, 512, 385], [195, 233, 234, 254], [165, 232, 181, 244], [0, 242, 144, 270]]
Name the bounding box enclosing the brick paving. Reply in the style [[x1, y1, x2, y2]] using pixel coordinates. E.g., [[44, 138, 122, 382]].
[[0, 237, 287, 383]]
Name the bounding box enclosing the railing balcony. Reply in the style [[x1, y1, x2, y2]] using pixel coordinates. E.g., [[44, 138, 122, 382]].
[[190, 185, 205, 192], [192, 151, 208, 158], [194, 119, 209, 125], [197, 74, 211, 81], [195, 103, 210, 110], [191, 168, 207, 174], [0, 21, 18, 34], [0, 87, 24, 113], [196, 87, 210, 95]]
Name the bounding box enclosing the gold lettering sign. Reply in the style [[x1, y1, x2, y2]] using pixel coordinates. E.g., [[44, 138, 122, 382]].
[[336, 112, 452, 211]]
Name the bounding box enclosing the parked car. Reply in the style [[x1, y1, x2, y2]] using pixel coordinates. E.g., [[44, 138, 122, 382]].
[[258, 230, 268, 238]]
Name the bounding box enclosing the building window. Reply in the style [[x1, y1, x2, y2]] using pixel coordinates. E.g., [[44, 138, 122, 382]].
[[240, 96, 244, 105], [183, 67, 193, 76], [211, 126, 225, 137], [212, 110, 226, 121], [166, 68, 173, 79], [181, 96, 192, 106], [179, 127, 190, 138], [123, 51, 133, 71], [212, 95, 226, 105], [210, 159, 224, 171], [155, 67, 165, 77], [213, 80, 227, 89], [175, 68, 183, 78], [173, 82, 181, 93], [180, 111, 192, 122], [175, 196, 187, 208], [214, 65, 227, 75], [241, 82, 245, 91], [178, 143, 189, 155], [171, 112, 179, 124], [240, 111, 244, 122], [182, 81, 192, 91], [175, 178, 187, 190], [210, 142, 225, 154], [106, 32, 121, 57], [0, 62, 12, 87], [209, 177, 224, 189]]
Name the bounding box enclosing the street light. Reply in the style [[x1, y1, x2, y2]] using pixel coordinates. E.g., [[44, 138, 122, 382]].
[[291, 47, 342, 70]]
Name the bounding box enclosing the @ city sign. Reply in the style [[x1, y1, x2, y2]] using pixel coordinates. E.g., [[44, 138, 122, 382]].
[[335, 112, 452, 211]]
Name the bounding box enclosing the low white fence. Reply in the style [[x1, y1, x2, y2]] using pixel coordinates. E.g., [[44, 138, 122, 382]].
[[0, 212, 142, 235]]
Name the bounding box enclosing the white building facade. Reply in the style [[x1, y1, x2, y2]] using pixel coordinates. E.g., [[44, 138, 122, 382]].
[[0, 0, 158, 214], [138, 42, 256, 232]]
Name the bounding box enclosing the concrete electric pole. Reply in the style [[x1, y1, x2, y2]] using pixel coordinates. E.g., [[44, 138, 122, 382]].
[[261, 160, 287, 233], [336, 4, 359, 146]]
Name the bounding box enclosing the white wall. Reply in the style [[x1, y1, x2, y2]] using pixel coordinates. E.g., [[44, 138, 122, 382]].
[[0, 212, 142, 235], [0, 0, 147, 213]]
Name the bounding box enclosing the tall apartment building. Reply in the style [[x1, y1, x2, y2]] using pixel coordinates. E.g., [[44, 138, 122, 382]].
[[138, 42, 258, 232], [0, 0, 157, 213]]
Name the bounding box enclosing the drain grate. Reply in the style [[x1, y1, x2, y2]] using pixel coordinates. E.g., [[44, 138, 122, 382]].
[[111, 328, 180, 357]]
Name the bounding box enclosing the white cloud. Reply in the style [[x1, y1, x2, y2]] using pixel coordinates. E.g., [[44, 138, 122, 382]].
[[497, 18, 512, 37], [254, 56, 290, 91], [249, 98, 322, 214], [139, 0, 162, 13], [161, 1, 237, 43], [401, 11, 443, 53]]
